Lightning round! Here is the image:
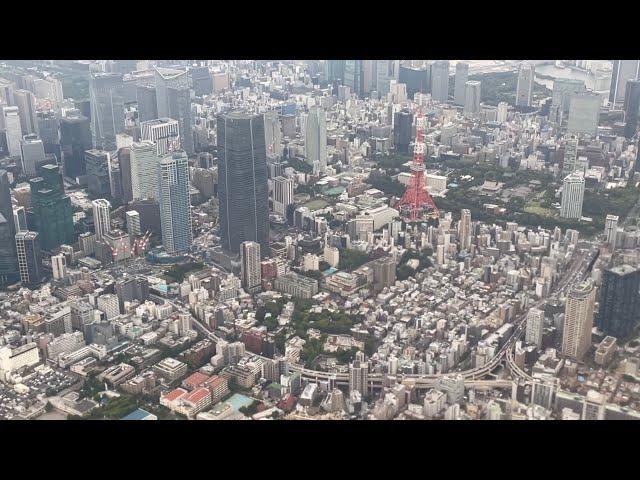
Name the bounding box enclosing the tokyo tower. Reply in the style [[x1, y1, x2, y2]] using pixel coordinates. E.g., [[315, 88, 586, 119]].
[[396, 110, 439, 221]]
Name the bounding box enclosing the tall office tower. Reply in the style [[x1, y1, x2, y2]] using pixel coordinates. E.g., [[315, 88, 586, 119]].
[[15, 231, 43, 286], [190, 66, 213, 97], [0, 170, 18, 286], [562, 137, 579, 176], [497, 102, 508, 123], [154, 67, 189, 118], [560, 173, 585, 219], [327, 60, 345, 85], [33, 77, 64, 106], [399, 64, 429, 100], [37, 111, 60, 156], [130, 141, 160, 200], [85, 150, 111, 197], [375, 60, 399, 97], [20, 136, 45, 177], [136, 84, 158, 123], [597, 265, 640, 338], [240, 241, 262, 294], [349, 359, 369, 396], [60, 115, 92, 179], [609, 60, 640, 107], [393, 109, 413, 154], [561, 280, 596, 360], [453, 62, 469, 106], [344, 60, 362, 96], [463, 80, 481, 116], [0, 78, 14, 105], [51, 252, 67, 280], [13, 89, 38, 135], [29, 164, 74, 251], [264, 110, 283, 158], [304, 106, 327, 171], [217, 111, 269, 254], [526, 308, 545, 348], [118, 147, 133, 203], [158, 151, 192, 254], [92, 199, 111, 241], [516, 62, 535, 107], [13, 206, 27, 232], [272, 175, 294, 217], [567, 92, 600, 136], [550, 78, 586, 124], [430, 61, 450, 102], [623, 80, 640, 138], [458, 209, 472, 251], [2, 106, 22, 157], [604, 214, 619, 248], [141, 118, 180, 155], [166, 86, 194, 156], [125, 210, 141, 237], [89, 73, 126, 150], [360, 60, 376, 96]]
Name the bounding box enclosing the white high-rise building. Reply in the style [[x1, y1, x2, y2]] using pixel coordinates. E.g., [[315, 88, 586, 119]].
[[12, 206, 27, 233], [497, 102, 508, 123], [463, 81, 481, 116], [126, 210, 141, 237], [560, 173, 585, 219], [240, 241, 261, 294], [458, 209, 472, 251], [305, 106, 327, 171], [324, 244, 339, 268], [130, 141, 160, 200], [13, 90, 38, 135], [51, 253, 67, 280], [526, 308, 545, 348], [158, 151, 192, 254], [604, 214, 619, 249], [92, 198, 111, 241], [3, 106, 23, 158], [97, 293, 120, 320], [272, 175, 294, 217], [453, 62, 469, 106], [263, 110, 283, 158], [20, 136, 45, 177], [140, 118, 180, 156], [516, 63, 535, 107], [567, 92, 600, 136], [561, 280, 596, 361]]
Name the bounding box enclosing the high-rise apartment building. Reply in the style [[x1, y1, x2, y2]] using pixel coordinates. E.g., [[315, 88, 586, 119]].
[[217, 111, 269, 254], [526, 308, 545, 348], [240, 241, 262, 294], [158, 151, 192, 254], [560, 173, 585, 219], [272, 175, 294, 217], [92, 199, 111, 241], [458, 209, 472, 251], [130, 141, 160, 201], [305, 106, 327, 171], [561, 280, 596, 361]]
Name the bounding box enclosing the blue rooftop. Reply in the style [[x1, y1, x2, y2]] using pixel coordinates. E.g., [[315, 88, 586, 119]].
[[122, 408, 156, 420]]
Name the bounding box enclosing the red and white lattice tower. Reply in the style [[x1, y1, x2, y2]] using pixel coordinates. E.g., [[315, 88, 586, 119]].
[[396, 110, 439, 221]]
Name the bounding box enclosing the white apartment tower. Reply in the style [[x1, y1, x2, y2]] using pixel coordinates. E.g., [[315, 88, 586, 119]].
[[561, 280, 596, 361], [240, 241, 262, 294], [560, 173, 585, 219], [92, 198, 112, 241]]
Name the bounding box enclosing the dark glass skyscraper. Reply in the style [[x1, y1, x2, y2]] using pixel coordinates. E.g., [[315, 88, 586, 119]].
[[399, 65, 429, 100], [89, 73, 126, 150], [15, 230, 43, 287], [624, 80, 640, 139], [29, 164, 74, 251], [85, 149, 111, 197], [136, 85, 158, 123], [60, 115, 92, 179], [597, 265, 640, 338], [393, 109, 413, 154], [217, 111, 269, 254], [0, 169, 19, 286]]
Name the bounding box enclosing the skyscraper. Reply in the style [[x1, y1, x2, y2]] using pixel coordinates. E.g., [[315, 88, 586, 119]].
[[343, 60, 362, 97], [136, 84, 158, 123], [190, 66, 213, 97], [29, 164, 74, 251], [15, 231, 43, 287], [240, 241, 262, 294], [623, 80, 640, 138], [20, 136, 45, 177], [141, 118, 180, 156], [154, 67, 189, 118], [526, 308, 545, 349], [376, 60, 399, 97], [453, 62, 469, 106], [597, 265, 640, 338], [264, 110, 283, 158], [430, 61, 450, 102], [158, 151, 192, 254], [13, 89, 38, 135], [497, 102, 508, 123], [0, 170, 18, 286], [458, 209, 472, 251], [561, 280, 596, 361], [305, 106, 327, 171], [567, 92, 600, 136], [604, 214, 619, 249], [92, 199, 111, 241], [560, 173, 585, 219], [550, 78, 586, 124], [130, 141, 160, 200], [393, 109, 413, 154], [272, 175, 294, 217], [60, 115, 92, 179], [89, 73, 126, 150], [154, 67, 193, 156], [463, 80, 481, 116], [2, 106, 22, 158], [399, 64, 429, 100], [609, 60, 640, 107], [562, 137, 579, 176], [85, 150, 111, 197], [516, 63, 535, 107], [217, 111, 269, 254], [118, 147, 133, 203], [349, 359, 369, 396]]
